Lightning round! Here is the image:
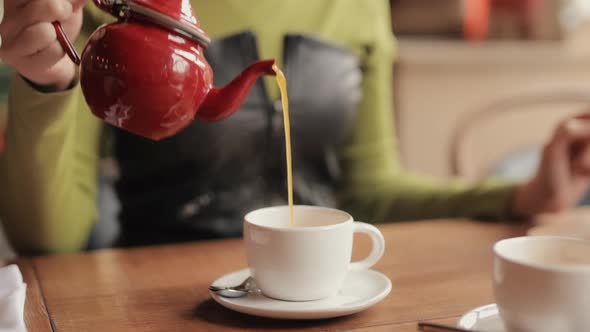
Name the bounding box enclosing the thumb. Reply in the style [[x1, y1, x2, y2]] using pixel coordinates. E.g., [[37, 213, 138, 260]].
[[573, 143, 590, 175], [550, 119, 590, 150]]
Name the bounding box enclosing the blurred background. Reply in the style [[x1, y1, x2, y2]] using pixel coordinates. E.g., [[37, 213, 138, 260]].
[[390, 0, 590, 185], [2, 0, 590, 256]]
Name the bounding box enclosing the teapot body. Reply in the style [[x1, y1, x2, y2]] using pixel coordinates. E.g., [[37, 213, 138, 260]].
[[80, 20, 213, 140]]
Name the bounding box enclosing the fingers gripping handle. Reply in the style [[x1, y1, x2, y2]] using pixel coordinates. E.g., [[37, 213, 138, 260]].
[[0, 1, 78, 63], [350, 222, 385, 272]]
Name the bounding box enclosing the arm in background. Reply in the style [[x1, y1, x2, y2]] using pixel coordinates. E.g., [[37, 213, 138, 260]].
[[0, 6, 103, 254], [338, 0, 515, 223]]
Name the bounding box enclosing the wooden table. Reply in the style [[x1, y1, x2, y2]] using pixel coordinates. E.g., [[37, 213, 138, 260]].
[[21, 219, 531, 331], [9, 259, 53, 332]]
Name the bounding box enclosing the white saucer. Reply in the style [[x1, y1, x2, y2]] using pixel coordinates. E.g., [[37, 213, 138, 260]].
[[209, 268, 392, 320], [457, 304, 505, 332]]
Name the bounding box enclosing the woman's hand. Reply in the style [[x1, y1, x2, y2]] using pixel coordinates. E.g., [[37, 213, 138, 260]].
[[511, 114, 590, 217], [0, 0, 86, 91]]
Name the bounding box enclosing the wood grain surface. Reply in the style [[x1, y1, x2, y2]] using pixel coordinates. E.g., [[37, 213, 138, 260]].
[[29, 220, 529, 331]]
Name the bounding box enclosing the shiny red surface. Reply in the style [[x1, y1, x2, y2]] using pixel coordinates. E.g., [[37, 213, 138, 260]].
[[133, 0, 200, 26], [77, 0, 276, 140], [79, 24, 275, 140], [80, 22, 211, 140], [198, 59, 276, 121]]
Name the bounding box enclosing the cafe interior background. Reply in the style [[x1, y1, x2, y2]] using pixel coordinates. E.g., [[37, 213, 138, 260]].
[[1, 0, 590, 258]]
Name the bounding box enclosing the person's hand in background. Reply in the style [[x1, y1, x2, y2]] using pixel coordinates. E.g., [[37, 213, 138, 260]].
[[512, 113, 590, 217], [0, 0, 86, 91]]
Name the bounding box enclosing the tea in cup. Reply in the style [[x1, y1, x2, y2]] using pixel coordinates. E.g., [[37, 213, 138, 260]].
[[244, 205, 385, 301], [493, 236, 590, 332]]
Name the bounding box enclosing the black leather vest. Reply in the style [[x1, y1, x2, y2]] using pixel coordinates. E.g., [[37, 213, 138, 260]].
[[113, 31, 362, 246]]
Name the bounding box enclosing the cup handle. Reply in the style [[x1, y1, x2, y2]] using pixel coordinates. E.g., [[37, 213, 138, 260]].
[[350, 222, 385, 272]]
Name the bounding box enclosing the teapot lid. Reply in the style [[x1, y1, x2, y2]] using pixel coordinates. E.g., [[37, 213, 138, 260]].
[[95, 0, 211, 48]]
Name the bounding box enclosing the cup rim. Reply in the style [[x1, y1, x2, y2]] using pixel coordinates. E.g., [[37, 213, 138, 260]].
[[494, 235, 590, 273], [244, 205, 353, 232]]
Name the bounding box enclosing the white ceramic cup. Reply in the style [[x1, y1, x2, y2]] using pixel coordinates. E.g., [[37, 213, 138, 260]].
[[244, 205, 385, 301], [493, 236, 590, 332]]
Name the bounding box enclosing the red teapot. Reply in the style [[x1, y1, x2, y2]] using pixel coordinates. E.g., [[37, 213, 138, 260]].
[[53, 0, 276, 140]]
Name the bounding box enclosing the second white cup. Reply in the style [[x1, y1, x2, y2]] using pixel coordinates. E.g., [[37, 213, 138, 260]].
[[493, 236, 590, 332]]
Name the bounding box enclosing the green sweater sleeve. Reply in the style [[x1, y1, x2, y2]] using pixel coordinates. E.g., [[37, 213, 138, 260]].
[[337, 0, 515, 223], [0, 6, 106, 255], [0, 75, 101, 254]]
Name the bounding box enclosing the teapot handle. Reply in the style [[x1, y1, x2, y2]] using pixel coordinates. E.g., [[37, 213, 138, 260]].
[[52, 22, 81, 65]]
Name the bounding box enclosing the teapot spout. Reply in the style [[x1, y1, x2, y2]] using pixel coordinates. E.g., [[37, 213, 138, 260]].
[[198, 59, 276, 121]]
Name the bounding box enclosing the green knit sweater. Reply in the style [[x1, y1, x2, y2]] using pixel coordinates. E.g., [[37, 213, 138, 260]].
[[0, 0, 514, 254]]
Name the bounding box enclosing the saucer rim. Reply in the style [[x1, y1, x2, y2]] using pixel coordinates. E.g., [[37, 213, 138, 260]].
[[457, 303, 500, 330], [209, 268, 392, 320]]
